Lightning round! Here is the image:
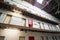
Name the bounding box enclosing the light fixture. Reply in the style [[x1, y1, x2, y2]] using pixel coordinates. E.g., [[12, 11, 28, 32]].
[[36, 0, 43, 4]]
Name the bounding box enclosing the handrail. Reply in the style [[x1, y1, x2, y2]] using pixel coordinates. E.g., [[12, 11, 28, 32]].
[[1, 13, 59, 31]]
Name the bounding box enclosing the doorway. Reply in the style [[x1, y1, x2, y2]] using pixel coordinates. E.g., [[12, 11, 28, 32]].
[[0, 36, 5, 40], [29, 36, 34, 40]]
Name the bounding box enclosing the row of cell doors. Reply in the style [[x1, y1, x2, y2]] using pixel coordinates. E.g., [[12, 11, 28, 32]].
[[19, 36, 34, 40], [0, 36, 60, 40], [0, 36, 34, 40]]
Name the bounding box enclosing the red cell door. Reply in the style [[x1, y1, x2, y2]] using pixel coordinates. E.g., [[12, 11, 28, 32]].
[[29, 36, 34, 40], [28, 19, 33, 28]]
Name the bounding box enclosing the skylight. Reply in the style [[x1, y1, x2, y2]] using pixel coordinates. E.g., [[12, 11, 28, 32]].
[[37, 0, 43, 4]]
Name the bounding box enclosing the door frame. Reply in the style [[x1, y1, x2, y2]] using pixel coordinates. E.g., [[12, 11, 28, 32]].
[[0, 36, 5, 40], [19, 36, 25, 40]]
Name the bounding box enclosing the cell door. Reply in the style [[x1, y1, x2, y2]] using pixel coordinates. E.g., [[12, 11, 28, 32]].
[[19, 36, 25, 40], [29, 36, 34, 40], [0, 36, 5, 40]]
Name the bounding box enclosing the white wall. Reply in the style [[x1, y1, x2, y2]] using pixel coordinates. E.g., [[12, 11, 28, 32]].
[[0, 28, 24, 40]]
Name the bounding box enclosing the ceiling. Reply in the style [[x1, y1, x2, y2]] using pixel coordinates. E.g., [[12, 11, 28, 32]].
[[0, 0, 60, 20], [43, 0, 60, 19], [0, 0, 60, 24], [24, 0, 60, 20]]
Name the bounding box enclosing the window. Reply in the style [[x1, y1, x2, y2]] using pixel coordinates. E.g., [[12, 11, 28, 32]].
[[4, 15, 12, 24], [36, 0, 43, 4]]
